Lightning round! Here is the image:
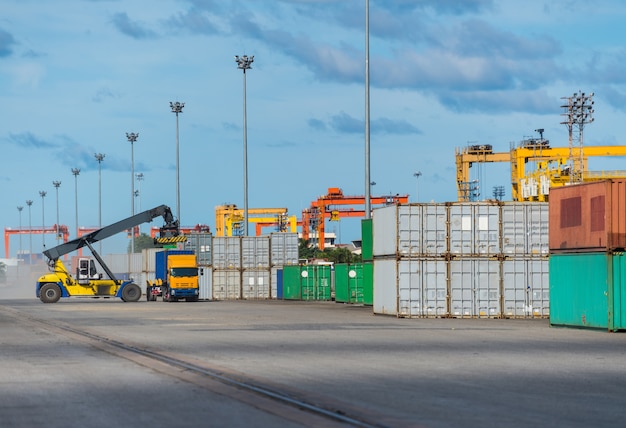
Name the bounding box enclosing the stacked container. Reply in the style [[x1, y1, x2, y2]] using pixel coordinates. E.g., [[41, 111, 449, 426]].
[[549, 180, 626, 331], [270, 233, 299, 299], [185, 233, 212, 299], [241, 236, 270, 299], [212, 236, 242, 300], [373, 202, 549, 318]]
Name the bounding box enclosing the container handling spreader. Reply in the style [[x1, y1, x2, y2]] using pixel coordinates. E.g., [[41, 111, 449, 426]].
[[36, 205, 180, 303]]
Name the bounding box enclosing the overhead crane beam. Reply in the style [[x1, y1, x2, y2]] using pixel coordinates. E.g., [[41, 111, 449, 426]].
[[456, 143, 626, 202], [303, 187, 408, 250], [214, 204, 288, 237], [4, 225, 70, 258]]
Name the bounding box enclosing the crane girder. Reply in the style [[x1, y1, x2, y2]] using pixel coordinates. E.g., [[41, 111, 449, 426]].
[[456, 144, 626, 202]]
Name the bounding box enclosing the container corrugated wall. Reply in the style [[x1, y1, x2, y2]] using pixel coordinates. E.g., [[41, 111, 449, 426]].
[[242, 236, 270, 268], [242, 269, 271, 299], [281, 264, 332, 301], [185, 233, 212, 265], [335, 263, 372, 305], [198, 265, 212, 300], [549, 179, 626, 252], [372, 202, 549, 318], [212, 236, 241, 269], [212, 269, 241, 300], [270, 233, 299, 266]]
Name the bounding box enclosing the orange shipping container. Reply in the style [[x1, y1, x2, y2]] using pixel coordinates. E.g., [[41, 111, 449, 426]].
[[549, 180, 626, 252]]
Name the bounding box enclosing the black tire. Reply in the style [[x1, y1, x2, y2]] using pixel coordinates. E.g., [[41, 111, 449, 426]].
[[121, 283, 141, 302], [40, 283, 62, 304]]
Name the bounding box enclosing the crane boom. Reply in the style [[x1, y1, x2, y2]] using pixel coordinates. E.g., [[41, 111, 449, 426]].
[[43, 205, 179, 261]]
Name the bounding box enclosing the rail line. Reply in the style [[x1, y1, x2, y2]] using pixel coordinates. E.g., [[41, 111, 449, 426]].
[[2, 305, 388, 428]]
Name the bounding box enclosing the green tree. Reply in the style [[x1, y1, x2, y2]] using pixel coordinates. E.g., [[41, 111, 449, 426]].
[[298, 239, 361, 264], [127, 233, 157, 253]]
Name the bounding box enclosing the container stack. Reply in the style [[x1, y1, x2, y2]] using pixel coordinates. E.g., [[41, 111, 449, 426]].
[[269, 232, 299, 299], [212, 236, 242, 300], [185, 233, 212, 299], [372, 202, 549, 318], [549, 180, 626, 331]]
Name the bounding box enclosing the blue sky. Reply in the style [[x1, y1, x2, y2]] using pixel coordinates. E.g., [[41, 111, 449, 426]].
[[2, 0, 626, 256]]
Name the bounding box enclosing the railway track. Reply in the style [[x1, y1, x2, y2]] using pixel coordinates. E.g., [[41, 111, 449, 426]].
[[2, 305, 391, 428]]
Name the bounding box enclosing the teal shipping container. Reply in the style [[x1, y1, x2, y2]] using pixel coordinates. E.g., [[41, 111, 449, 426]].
[[281, 265, 332, 301], [550, 252, 626, 331], [335, 263, 372, 305]]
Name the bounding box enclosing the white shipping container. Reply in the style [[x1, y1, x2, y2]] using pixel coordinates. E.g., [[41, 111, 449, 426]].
[[501, 258, 550, 317], [242, 236, 270, 268], [142, 248, 160, 272], [242, 269, 270, 299], [501, 203, 549, 256], [270, 266, 281, 299], [422, 204, 448, 256], [373, 258, 399, 316], [198, 265, 212, 300], [449, 258, 500, 317], [270, 233, 299, 266], [212, 269, 241, 300], [212, 236, 241, 269], [449, 203, 500, 256]]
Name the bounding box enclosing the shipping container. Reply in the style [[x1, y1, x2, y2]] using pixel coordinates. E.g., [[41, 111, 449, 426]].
[[501, 258, 550, 318], [212, 269, 241, 300], [422, 204, 448, 256], [449, 258, 500, 317], [212, 236, 241, 269], [185, 233, 212, 265], [242, 269, 271, 299], [449, 203, 500, 256], [335, 263, 372, 305], [242, 236, 270, 269], [198, 265, 212, 300], [500, 202, 548, 256], [549, 180, 626, 252], [373, 202, 547, 259], [550, 252, 626, 331], [269, 233, 299, 266], [373, 258, 447, 317], [272, 267, 283, 299], [281, 264, 332, 301], [361, 219, 373, 261]]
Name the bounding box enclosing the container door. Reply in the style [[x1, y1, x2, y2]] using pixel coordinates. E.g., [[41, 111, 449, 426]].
[[398, 259, 422, 317]]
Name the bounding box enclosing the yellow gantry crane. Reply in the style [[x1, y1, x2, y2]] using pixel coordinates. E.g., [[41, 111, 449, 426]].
[[214, 204, 292, 236], [456, 138, 626, 202]]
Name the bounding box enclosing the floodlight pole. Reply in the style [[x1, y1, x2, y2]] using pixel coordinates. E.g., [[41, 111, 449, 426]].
[[235, 54, 254, 236], [126, 132, 139, 253]]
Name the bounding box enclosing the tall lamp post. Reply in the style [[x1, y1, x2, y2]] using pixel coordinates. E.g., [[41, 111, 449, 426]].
[[39, 190, 47, 248], [52, 181, 61, 243], [136, 173, 144, 233], [170, 102, 184, 224], [72, 168, 80, 238], [364, 0, 371, 219], [95, 153, 105, 254], [26, 200, 33, 257], [413, 171, 422, 202], [126, 132, 139, 253], [235, 54, 254, 236], [17, 206, 23, 263]]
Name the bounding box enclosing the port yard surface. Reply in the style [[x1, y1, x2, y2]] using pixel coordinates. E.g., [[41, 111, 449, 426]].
[[1, 293, 625, 427]]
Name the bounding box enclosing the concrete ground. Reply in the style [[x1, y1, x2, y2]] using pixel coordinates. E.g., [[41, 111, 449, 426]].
[[2, 283, 626, 427]]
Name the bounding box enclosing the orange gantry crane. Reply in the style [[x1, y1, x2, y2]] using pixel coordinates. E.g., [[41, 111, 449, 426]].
[[4, 225, 70, 258], [302, 187, 408, 250]]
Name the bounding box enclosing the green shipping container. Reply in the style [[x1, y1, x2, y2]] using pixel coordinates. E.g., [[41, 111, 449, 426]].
[[361, 219, 373, 262], [281, 265, 332, 301], [550, 252, 626, 331], [333, 262, 373, 305]]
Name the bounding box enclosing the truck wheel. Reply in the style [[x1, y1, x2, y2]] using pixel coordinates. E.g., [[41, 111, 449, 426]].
[[122, 283, 141, 302], [40, 283, 62, 304]]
